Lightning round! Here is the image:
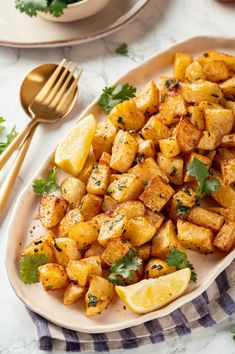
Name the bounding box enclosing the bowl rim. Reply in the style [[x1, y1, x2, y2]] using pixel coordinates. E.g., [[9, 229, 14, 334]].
[[67, 0, 108, 8]]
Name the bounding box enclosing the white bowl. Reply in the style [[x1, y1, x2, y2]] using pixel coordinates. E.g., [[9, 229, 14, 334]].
[[39, 0, 111, 23]]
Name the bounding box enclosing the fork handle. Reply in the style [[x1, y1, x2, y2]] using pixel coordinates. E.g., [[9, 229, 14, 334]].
[[0, 116, 38, 171], [0, 126, 36, 220]]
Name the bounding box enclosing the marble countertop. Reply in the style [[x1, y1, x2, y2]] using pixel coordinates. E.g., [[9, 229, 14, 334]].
[[1, 0, 235, 353]]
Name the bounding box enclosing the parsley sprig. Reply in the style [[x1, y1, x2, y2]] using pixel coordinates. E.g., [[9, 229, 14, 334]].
[[0, 118, 18, 155], [187, 158, 221, 196], [108, 249, 142, 286], [98, 83, 136, 113], [33, 167, 59, 196], [167, 248, 197, 282], [19, 253, 49, 284], [116, 43, 128, 56]]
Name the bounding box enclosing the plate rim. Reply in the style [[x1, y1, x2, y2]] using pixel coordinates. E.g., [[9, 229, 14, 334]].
[[0, 0, 149, 48], [5, 35, 235, 333]]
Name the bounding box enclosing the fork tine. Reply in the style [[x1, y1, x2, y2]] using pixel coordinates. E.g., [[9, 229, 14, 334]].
[[33, 58, 67, 103]]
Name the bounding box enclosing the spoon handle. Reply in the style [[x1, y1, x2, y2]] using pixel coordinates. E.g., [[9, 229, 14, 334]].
[[0, 126, 36, 220], [0, 117, 38, 171]]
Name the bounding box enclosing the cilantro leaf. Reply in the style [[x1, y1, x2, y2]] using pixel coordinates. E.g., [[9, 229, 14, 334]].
[[167, 248, 197, 282], [98, 83, 136, 113], [203, 178, 221, 195], [15, 0, 48, 17], [108, 249, 142, 286], [33, 167, 59, 196], [0, 126, 18, 155], [116, 43, 128, 56], [19, 253, 49, 284], [175, 199, 191, 218]]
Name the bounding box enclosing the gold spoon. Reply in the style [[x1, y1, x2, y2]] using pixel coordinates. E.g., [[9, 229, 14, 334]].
[[0, 60, 82, 219]]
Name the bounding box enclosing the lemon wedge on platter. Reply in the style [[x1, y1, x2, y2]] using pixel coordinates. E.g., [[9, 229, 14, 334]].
[[115, 268, 191, 314], [55, 114, 97, 176]]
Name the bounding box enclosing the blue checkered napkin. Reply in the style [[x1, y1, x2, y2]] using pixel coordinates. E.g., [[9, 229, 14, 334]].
[[28, 260, 235, 352]]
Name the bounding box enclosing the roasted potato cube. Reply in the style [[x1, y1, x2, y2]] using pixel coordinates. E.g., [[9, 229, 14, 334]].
[[135, 81, 159, 115], [174, 53, 193, 81], [159, 77, 181, 97], [92, 213, 111, 228], [188, 106, 205, 130], [21, 230, 55, 262], [145, 209, 164, 230], [107, 173, 143, 203], [185, 61, 205, 81], [68, 220, 99, 249], [137, 138, 155, 159], [184, 152, 212, 182], [198, 50, 235, 71], [208, 207, 235, 222], [139, 176, 175, 212], [212, 183, 235, 209], [39, 196, 68, 228], [123, 216, 156, 246], [78, 154, 96, 183], [39, 263, 69, 291], [221, 134, 235, 147], [108, 99, 145, 131], [176, 118, 202, 154], [182, 80, 223, 104], [203, 60, 230, 82], [85, 276, 115, 317], [128, 156, 168, 184], [52, 238, 81, 266], [87, 164, 110, 195], [137, 243, 151, 261], [160, 94, 187, 126], [66, 256, 102, 287], [187, 206, 224, 231], [159, 136, 181, 158], [79, 194, 102, 221], [81, 256, 102, 276], [204, 109, 233, 137], [111, 200, 146, 219], [170, 186, 197, 221], [151, 220, 185, 259], [102, 238, 130, 265], [99, 152, 111, 166], [199, 101, 223, 110], [63, 284, 85, 305], [220, 76, 235, 100], [156, 153, 184, 185], [213, 221, 235, 252], [98, 214, 127, 247], [177, 219, 214, 254], [145, 258, 176, 279], [101, 195, 118, 212], [197, 131, 218, 150], [84, 241, 105, 258], [226, 101, 235, 131], [58, 209, 84, 238], [92, 119, 118, 160], [140, 114, 170, 145], [221, 158, 235, 185], [61, 177, 86, 208], [110, 130, 137, 173]]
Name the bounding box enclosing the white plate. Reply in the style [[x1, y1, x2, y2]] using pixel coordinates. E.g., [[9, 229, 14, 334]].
[[5, 36, 235, 333], [0, 0, 149, 48]]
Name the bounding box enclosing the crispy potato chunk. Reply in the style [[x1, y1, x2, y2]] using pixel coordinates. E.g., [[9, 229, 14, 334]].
[[21, 230, 55, 262], [78, 154, 96, 183], [145, 258, 176, 279], [159, 136, 181, 158], [160, 94, 187, 126], [98, 214, 127, 247], [221, 158, 235, 185], [213, 221, 235, 252], [58, 209, 84, 238], [102, 238, 130, 265], [204, 109, 233, 138], [63, 284, 85, 305], [101, 195, 118, 212], [110, 130, 137, 173], [140, 114, 170, 145], [135, 81, 159, 116], [92, 213, 111, 228], [170, 186, 197, 221], [61, 177, 86, 208], [197, 131, 218, 150], [123, 216, 156, 246], [198, 50, 235, 71], [137, 243, 151, 261], [92, 119, 118, 160], [84, 241, 105, 259], [68, 220, 99, 249], [107, 173, 143, 203], [108, 100, 145, 131], [87, 164, 110, 195], [187, 206, 224, 231], [176, 118, 202, 154], [174, 53, 193, 81], [111, 200, 146, 219], [128, 157, 168, 184], [85, 276, 115, 317], [151, 220, 185, 259], [188, 105, 205, 130], [156, 153, 184, 185], [39, 263, 69, 291], [137, 138, 155, 159], [52, 238, 81, 266], [145, 209, 164, 230], [209, 207, 235, 222], [139, 176, 175, 212], [79, 194, 102, 221], [221, 134, 235, 147], [182, 80, 223, 104], [39, 195, 68, 228], [220, 76, 235, 100], [185, 61, 205, 81], [203, 60, 230, 82], [212, 183, 235, 209], [177, 219, 214, 254], [99, 152, 111, 166], [66, 256, 102, 287]]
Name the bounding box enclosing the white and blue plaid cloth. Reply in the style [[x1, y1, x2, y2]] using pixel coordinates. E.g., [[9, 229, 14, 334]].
[[28, 261, 235, 352]]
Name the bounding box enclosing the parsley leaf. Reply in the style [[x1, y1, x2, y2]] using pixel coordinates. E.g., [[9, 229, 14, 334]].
[[108, 249, 142, 286], [175, 199, 191, 218], [98, 83, 136, 113], [167, 248, 197, 282], [33, 167, 59, 196], [187, 158, 221, 196], [87, 294, 98, 307], [0, 126, 18, 155], [19, 253, 49, 284], [15, 0, 81, 17], [116, 43, 128, 56]]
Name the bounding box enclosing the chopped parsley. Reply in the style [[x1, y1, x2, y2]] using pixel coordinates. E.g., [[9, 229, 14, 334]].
[[115, 43, 128, 56], [98, 83, 136, 113], [175, 199, 191, 218], [167, 248, 197, 282], [165, 79, 181, 91], [87, 294, 98, 307], [32, 167, 59, 196], [0, 118, 18, 155]]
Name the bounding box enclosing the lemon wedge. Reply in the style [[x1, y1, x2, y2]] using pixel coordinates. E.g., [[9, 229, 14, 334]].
[[55, 114, 97, 176], [115, 268, 191, 314]]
